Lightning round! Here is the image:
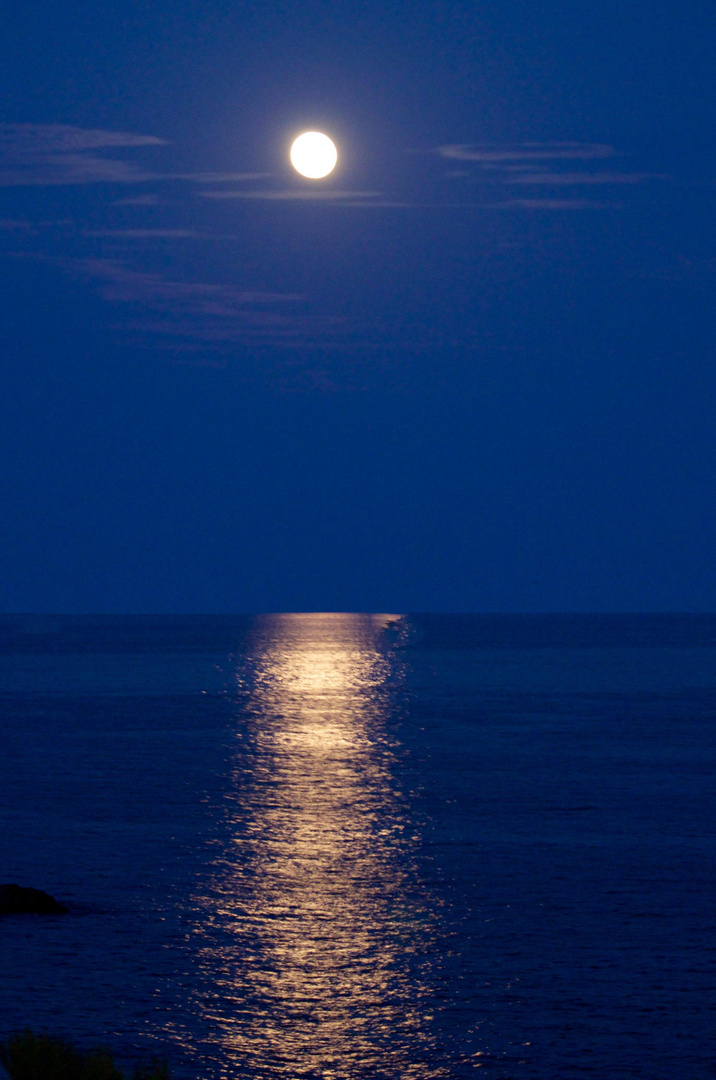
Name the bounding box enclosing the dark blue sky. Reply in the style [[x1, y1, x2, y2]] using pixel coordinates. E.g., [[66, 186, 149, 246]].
[[2, 0, 715, 612]]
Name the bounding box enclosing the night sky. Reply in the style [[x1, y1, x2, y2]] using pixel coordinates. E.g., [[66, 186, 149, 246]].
[[2, 0, 715, 613]]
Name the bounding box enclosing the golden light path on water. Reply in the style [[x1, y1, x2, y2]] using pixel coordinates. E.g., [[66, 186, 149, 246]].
[[190, 613, 443, 1079]]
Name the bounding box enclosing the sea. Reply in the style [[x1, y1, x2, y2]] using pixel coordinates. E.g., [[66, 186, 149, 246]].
[[0, 613, 714, 1080]]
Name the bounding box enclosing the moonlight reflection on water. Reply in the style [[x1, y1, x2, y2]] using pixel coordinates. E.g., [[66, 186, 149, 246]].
[[190, 613, 442, 1079]]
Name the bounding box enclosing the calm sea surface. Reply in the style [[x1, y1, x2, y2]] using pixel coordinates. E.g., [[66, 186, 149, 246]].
[[0, 614, 714, 1079]]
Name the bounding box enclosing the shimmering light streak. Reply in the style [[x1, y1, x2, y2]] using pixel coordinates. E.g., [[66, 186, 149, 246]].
[[189, 613, 443, 1079]]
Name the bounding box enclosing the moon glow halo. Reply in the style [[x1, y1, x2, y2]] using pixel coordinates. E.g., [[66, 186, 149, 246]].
[[290, 132, 338, 179]]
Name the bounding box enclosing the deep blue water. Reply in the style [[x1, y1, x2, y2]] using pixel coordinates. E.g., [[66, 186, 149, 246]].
[[1, 614, 715, 1079]]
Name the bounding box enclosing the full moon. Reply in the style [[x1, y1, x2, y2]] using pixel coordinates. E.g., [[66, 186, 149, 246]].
[[290, 131, 338, 179]]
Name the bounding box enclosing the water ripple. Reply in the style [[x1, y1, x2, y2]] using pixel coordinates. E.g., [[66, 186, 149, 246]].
[[185, 614, 443, 1079]]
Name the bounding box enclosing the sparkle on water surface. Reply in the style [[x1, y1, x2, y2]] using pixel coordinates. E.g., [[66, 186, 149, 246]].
[[2, 613, 714, 1080], [187, 613, 442, 1079]]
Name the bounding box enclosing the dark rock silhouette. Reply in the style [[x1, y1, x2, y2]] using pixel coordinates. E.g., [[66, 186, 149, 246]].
[[0, 883, 68, 915]]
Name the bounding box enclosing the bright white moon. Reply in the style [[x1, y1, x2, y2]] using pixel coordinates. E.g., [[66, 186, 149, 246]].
[[290, 131, 338, 179]]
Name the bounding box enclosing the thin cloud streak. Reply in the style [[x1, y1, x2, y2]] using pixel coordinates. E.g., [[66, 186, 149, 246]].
[[0, 126, 273, 190], [200, 188, 382, 201], [175, 172, 272, 183], [438, 142, 616, 162], [429, 142, 654, 203], [66, 258, 353, 352], [497, 198, 618, 209], [0, 155, 157, 187], [0, 124, 166, 153], [505, 171, 659, 186], [75, 259, 305, 309], [0, 123, 164, 187], [86, 229, 203, 238], [113, 194, 162, 206]]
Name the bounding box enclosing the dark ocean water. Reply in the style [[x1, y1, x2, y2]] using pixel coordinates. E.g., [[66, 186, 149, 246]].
[[1, 614, 714, 1079]]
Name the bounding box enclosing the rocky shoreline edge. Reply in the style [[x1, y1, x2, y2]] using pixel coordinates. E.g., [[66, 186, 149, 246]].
[[0, 883, 68, 915]]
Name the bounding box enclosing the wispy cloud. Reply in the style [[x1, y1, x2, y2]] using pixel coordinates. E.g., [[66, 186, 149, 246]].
[[431, 142, 659, 202], [505, 171, 658, 186], [0, 123, 164, 187], [0, 154, 156, 187], [68, 258, 352, 352], [85, 229, 203, 239], [113, 194, 162, 206], [200, 188, 382, 202], [498, 198, 618, 210], [438, 142, 616, 162], [175, 171, 272, 183], [76, 259, 304, 310], [0, 124, 165, 153]]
